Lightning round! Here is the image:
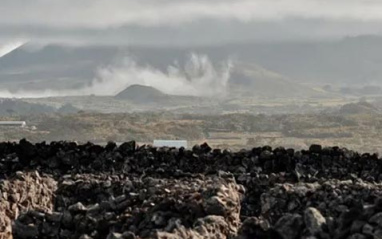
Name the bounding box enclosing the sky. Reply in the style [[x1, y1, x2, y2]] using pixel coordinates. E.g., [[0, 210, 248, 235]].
[[1, 0, 382, 47]]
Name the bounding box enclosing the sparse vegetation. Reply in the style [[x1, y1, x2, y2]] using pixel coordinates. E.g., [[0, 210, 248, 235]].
[[2, 109, 382, 153]]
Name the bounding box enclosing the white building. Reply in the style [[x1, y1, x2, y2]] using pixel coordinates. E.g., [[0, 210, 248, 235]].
[[153, 140, 188, 148], [0, 121, 27, 127]]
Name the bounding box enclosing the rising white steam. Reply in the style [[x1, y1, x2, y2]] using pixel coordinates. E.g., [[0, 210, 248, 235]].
[[0, 53, 232, 98], [93, 53, 232, 97]]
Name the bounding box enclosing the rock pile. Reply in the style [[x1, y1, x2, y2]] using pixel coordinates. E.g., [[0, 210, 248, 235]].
[[13, 175, 242, 239], [0, 171, 56, 239], [259, 179, 382, 221], [1, 140, 382, 238]]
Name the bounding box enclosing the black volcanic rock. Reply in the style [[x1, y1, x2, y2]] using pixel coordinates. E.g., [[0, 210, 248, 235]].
[[2, 140, 382, 238]]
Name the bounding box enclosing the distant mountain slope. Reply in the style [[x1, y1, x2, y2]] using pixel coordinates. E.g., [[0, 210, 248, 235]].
[[228, 62, 322, 98], [0, 44, 120, 91], [225, 35, 382, 85]]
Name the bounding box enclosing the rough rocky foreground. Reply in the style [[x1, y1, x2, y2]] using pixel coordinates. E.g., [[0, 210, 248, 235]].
[[1, 140, 382, 238]]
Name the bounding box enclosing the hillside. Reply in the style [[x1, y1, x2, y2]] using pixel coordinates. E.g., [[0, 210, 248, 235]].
[[115, 84, 170, 104], [339, 101, 381, 115], [115, 84, 213, 109], [0, 99, 54, 116]]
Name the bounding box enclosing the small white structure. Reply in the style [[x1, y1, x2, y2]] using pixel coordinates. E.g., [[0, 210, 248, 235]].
[[153, 140, 187, 148], [0, 121, 27, 127]]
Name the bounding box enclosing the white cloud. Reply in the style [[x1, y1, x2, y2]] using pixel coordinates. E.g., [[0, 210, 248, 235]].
[[0, 0, 382, 45], [1, 0, 382, 29]]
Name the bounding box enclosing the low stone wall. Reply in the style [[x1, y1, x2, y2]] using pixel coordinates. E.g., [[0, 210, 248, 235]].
[[0, 140, 382, 238]]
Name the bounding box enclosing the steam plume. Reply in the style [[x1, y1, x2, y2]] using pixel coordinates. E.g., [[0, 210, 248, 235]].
[[0, 53, 232, 98], [93, 53, 232, 97]]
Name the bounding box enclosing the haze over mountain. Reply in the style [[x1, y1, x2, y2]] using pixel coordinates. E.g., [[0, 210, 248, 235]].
[[2, 0, 382, 99], [0, 35, 382, 99]]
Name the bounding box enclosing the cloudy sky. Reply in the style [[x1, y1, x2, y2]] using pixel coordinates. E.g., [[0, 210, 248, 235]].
[[1, 0, 382, 46]]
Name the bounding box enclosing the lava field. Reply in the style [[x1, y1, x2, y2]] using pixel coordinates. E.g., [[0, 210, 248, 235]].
[[2, 139, 382, 239]]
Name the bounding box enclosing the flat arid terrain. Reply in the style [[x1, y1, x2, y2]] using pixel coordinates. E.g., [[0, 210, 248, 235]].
[[1, 99, 382, 154]]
